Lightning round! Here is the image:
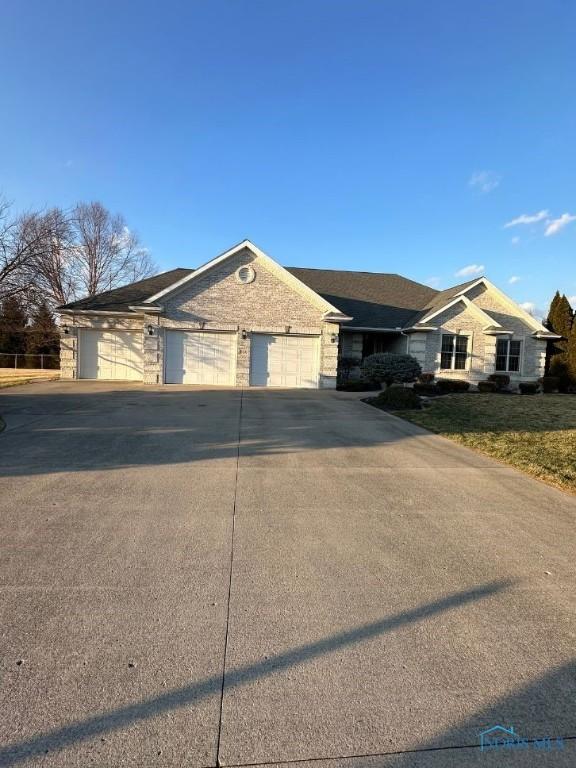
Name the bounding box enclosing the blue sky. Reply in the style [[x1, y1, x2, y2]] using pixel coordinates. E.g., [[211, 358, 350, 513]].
[[1, 0, 575, 316]]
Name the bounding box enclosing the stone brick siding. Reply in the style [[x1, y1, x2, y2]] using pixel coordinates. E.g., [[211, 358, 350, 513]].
[[160, 247, 337, 386], [419, 284, 546, 384], [61, 247, 339, 387], [59, 266, 546, 389], [340, 332, 363, 360]]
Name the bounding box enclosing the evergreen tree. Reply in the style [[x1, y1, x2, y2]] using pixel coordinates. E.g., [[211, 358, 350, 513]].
[[545, 291, 561, 331], [26, 301, 60, 369], [549, 294, 574, 353], [0, 295, 28, 359], [566, 316, 576, 385]]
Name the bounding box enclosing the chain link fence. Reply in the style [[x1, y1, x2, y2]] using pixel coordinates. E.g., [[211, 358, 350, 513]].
[[0, 353, 60, 370]]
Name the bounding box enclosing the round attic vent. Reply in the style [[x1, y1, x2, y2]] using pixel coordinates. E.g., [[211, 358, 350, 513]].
[[236, 265, 255, 284]]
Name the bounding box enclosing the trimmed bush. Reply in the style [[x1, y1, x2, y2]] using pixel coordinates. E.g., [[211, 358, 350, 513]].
[[337, 380, 380, 392], [540, 376, 560, 393], [436, 378, 470, 393], [370, 386, 421, 410], [413, 382, 440, 396], [478, 380, 498, 393], [488, 373, 511, 391], [361, 353, 421, 387], [418, 372, 435, 384], [519, 382, 539, 395]]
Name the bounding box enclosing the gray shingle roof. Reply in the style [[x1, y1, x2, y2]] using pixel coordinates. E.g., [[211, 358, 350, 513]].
[[58, 263, 481, 330], [58, 268, 194, 312], [287, 268, 479, 328]]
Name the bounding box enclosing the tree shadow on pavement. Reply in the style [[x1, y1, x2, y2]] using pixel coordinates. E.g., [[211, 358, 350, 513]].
[[0, 580, 514, 766]]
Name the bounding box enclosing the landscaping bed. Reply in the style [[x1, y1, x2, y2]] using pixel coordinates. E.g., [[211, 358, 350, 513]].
[[393, 393, 576, 493]]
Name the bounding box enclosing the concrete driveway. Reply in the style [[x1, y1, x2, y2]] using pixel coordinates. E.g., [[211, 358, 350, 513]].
[[0, 382, 575, 767]]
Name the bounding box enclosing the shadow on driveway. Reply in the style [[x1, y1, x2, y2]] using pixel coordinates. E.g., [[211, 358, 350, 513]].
[[0, 581, 513, 766]]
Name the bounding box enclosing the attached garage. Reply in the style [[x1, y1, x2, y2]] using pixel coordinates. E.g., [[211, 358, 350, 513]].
[[79, 330, 143, 381], [164, 330, 236, 385], [250, 334, 320, 388]]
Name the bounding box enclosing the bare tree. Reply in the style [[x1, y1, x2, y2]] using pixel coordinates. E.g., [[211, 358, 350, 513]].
[[0, 198, 54, 303], [70, 202, 155, 297], [24, 208, 76, 307], [1, 197, 156, 308]]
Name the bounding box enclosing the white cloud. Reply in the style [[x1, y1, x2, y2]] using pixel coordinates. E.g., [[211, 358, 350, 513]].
[[455, 264, 484, 278], [511, 236, 520, 245], [425, 276, 441, 288], [503, 210, 549, 228], [568, 295, 576, 305], [544, 212, 576, 236], [469, 170, 501, 194], [508, 276, 521, 284]]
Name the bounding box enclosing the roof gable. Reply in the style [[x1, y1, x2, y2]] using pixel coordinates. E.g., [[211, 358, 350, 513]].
[[417, 294, 501, 328], [144, 240, 347, 317], [454, 277, 550, 333]]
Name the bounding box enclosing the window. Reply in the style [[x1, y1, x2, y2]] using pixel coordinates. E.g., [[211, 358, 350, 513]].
[[495, 339, 521, 372], [440, 334, 468, 370]]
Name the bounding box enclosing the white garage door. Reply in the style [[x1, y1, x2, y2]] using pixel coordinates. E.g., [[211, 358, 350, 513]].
[[79, 330, 143, 381], [165, 331, 236, 385], [250, 334, 320, 388]]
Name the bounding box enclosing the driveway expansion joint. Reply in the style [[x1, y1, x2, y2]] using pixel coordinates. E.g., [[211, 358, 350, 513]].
[[215, 387, 244, 766], [212, 733, 576, 767]]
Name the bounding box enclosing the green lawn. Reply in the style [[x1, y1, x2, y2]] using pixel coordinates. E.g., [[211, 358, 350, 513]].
[[399, 393, 576, 493]]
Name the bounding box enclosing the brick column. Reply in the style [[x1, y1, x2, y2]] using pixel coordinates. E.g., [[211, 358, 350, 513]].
[[236, 330, 250, 386], [319, 322, 339, 388], [59, 327, 77, 379], [143, 315, 161, 384]]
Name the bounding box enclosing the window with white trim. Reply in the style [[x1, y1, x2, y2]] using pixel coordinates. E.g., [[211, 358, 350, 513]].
[[440, 334, 468, 370], [495, 339, 521, 372]]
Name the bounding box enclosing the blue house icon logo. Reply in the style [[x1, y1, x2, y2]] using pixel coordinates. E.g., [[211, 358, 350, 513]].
[[480, 724, 516, 751]]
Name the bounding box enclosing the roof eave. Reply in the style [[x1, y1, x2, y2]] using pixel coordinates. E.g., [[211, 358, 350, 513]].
[[532, 331, 562, 339], [57, 309, 139, 317], [128, 305, 163, 314]]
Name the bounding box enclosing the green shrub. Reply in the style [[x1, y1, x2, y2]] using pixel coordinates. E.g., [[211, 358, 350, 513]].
[[436, 378, 470, 393], [361, 353, 421, 386], [337, 380, 380, 392], [418, 372, 435, 384], [413, 382, 440, 396], [540, 376, 560, 393], [478, 380, 498, 393], [519, 381, 539, 395], [549, 355, 571, 392], [488, 373, 511, 391], [370, 386, 421, 410]]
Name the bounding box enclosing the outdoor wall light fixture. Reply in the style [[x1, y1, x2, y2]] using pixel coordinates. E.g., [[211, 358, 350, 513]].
[[147, 324, 155, 336], [285, 325, 291, 334], [63, 324, 70, 335], [241, 329, 248, 340], [331, 333, 339, 344]]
